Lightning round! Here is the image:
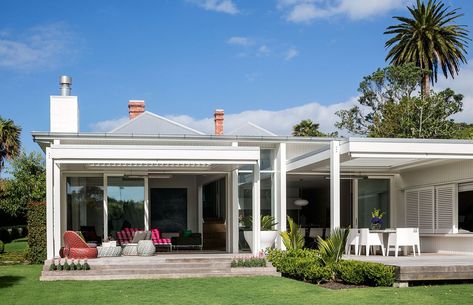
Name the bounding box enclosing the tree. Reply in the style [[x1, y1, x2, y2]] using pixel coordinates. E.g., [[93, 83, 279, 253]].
[[335, 63, 464, 138], [0, 116, 21, 172], [292, 119, 337, 137], [0, 152, 46, 217], [385, 0, 470, 96]]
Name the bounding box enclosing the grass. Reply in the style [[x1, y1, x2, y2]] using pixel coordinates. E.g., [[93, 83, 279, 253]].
[[0, 238, 28, 264], [1, 265, 473, 305]]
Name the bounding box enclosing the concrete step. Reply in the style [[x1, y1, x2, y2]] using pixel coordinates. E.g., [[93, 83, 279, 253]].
[[40, 267, 280, 281]]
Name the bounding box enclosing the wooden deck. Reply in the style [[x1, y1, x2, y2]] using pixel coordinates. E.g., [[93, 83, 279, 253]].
[[346, 253, 473, 284]]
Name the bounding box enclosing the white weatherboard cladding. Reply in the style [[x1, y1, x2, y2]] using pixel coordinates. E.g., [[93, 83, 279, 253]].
[[50, 96, 79, 132], [400, 160, 473, 189]]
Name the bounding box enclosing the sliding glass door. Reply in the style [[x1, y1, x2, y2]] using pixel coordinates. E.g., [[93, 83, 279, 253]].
[[107, 177, 145, 236], [357, 179, 390, 229]]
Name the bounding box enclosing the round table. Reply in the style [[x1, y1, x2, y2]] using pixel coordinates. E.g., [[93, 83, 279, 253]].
[[97, 246, 122, 257], [137, 240, 155, 256]]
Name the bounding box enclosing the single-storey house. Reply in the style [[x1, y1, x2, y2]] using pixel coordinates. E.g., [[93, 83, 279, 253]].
[[33, 76, 473, 259]]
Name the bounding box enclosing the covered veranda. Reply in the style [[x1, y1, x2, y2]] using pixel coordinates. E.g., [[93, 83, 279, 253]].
[[287, 138, 473, 254], [41, 141, 267, 259]]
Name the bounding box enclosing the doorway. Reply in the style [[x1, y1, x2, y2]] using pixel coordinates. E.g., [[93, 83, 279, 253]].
[[202, 178, 226, 250]]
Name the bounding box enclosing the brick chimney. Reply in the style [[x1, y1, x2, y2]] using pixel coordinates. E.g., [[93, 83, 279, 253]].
[[214, 109, 224, 135], [128, 100, 145, 120]]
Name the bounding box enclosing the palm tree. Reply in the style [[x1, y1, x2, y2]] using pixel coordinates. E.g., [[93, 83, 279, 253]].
[[0, 116, 21, 171], [292, 119, 324, 137], [385, 0, 469, 97]]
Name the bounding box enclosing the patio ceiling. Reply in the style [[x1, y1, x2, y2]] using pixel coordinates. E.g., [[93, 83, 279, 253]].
[[287, 138, 473, 174]]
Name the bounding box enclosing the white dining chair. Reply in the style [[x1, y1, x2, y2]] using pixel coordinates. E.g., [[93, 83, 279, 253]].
[[308, 228, 324, 239], [345, 229, 359, 256], [386, 228, 419, 257], [358, 228, 385, 256]]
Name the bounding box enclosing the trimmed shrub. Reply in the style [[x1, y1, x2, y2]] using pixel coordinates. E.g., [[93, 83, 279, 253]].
[[27, 202, 47, 264], [335, 260, 396, 287], [0, 240, 4, 254], [231, 257, 267, 268], [302, 265, 333, 284]]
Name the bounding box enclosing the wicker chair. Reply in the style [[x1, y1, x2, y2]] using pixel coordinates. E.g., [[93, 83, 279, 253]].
[[63, 231, 98, 259]]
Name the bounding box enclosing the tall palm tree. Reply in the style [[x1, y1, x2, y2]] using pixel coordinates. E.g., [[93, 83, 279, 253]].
[[292, 119, 324, 137], [385, 0, 469, 97], [0, 116, 21, 172]]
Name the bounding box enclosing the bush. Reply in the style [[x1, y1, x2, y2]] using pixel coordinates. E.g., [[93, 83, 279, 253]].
[[27, 202, 47, 264], [0, 227, 12, 243], [0, 240, 4, 254], [267, 248, 320, 270], [231, 256, 267, 268], [335, 260, 396, 287]]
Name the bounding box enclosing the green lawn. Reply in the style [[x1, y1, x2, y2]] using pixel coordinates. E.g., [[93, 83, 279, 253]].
[[0, 238, 28, 264], [1, 265, 473, 305]]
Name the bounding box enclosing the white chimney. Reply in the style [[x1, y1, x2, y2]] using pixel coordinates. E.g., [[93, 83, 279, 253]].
[[50, 75, 79, 132]]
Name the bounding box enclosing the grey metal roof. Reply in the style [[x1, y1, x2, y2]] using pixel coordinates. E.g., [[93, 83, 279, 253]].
[[227, 122, 277, 137], [110, 111, 205, 135]]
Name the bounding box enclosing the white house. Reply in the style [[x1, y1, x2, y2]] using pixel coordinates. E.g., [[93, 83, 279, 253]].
[[33, 76, 473, 259]]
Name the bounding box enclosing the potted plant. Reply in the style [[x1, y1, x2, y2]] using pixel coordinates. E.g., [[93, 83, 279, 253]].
[[370, 208, 385, 230], [241, 215, 278, 253]]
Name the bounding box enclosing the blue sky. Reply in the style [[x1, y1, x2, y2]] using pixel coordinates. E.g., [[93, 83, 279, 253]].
[[1, 0, 473, 153]]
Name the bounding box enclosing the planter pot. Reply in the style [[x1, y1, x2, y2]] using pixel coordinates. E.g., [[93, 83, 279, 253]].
[[243, 231, 278, 253]]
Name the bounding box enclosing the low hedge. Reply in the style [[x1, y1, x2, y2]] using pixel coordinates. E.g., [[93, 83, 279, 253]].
[[335, 260, 396, 287], [27, 202, 47, 264], [267, 249, 396, 287], [267, 249, 331, 283]]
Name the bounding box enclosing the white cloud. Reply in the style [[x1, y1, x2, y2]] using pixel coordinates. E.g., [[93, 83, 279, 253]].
[[90, 116, 129, 132], [90, 99, 356, 135], [188, 0, 239, 15], [437, 60, 473, 123], [257, 45, 271, 55], [285, 48, 299, 61], [0, 22, 78, 71], [278, 0, 405, 23], [227, 36, 250, 46]]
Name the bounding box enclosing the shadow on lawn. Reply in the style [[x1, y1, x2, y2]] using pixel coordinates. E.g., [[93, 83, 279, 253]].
[[0, 276, 24, 289]]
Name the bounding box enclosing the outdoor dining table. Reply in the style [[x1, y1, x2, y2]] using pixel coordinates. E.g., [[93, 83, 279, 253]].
[[369, 229, 396, 256]]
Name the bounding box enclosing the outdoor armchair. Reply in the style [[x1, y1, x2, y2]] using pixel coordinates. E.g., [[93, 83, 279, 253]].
[[63, 231, 98, 259]]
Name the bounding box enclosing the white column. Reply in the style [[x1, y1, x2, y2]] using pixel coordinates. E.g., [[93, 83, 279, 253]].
[[53, 162, 61, 257], [197, 185, 203, 234], [231, 170, 239, 253], [252, 162, 261, 255], [276, 143, 287, 250], [330, 140, 341, 231], [103, 174, 108, 241], [46, 148, 54, 260], [225, 173, 231, 253], [60, 174, 67, 240], [144, 177, 149, 230]]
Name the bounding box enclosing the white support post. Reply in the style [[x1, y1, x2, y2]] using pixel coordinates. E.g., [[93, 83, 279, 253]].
[[330, 140, 341, 231], [144, 177, 149, 230], [197, 185, 203, 234], [231, 169, 239, 253], [103, 174, 108, 241], [276, 143, 287, 250], [252, 162, 261, 256], [60, 173, 67, 240], [53, 162, 62, 258], [226, 173, 231, 253], [46, 148, 54, 260]]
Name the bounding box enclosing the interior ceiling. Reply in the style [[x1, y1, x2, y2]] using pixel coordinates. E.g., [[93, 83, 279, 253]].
[[286, 175, 328, 188]]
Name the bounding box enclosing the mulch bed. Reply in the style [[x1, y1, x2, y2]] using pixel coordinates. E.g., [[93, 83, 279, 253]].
[[319, 281, 370, 290]]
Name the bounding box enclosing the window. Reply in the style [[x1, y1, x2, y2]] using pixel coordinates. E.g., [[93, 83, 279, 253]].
[[458, 182, 473, 233]]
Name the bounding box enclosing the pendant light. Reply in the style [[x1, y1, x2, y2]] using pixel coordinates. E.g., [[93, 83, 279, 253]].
[[294, 179, 309, 207]]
